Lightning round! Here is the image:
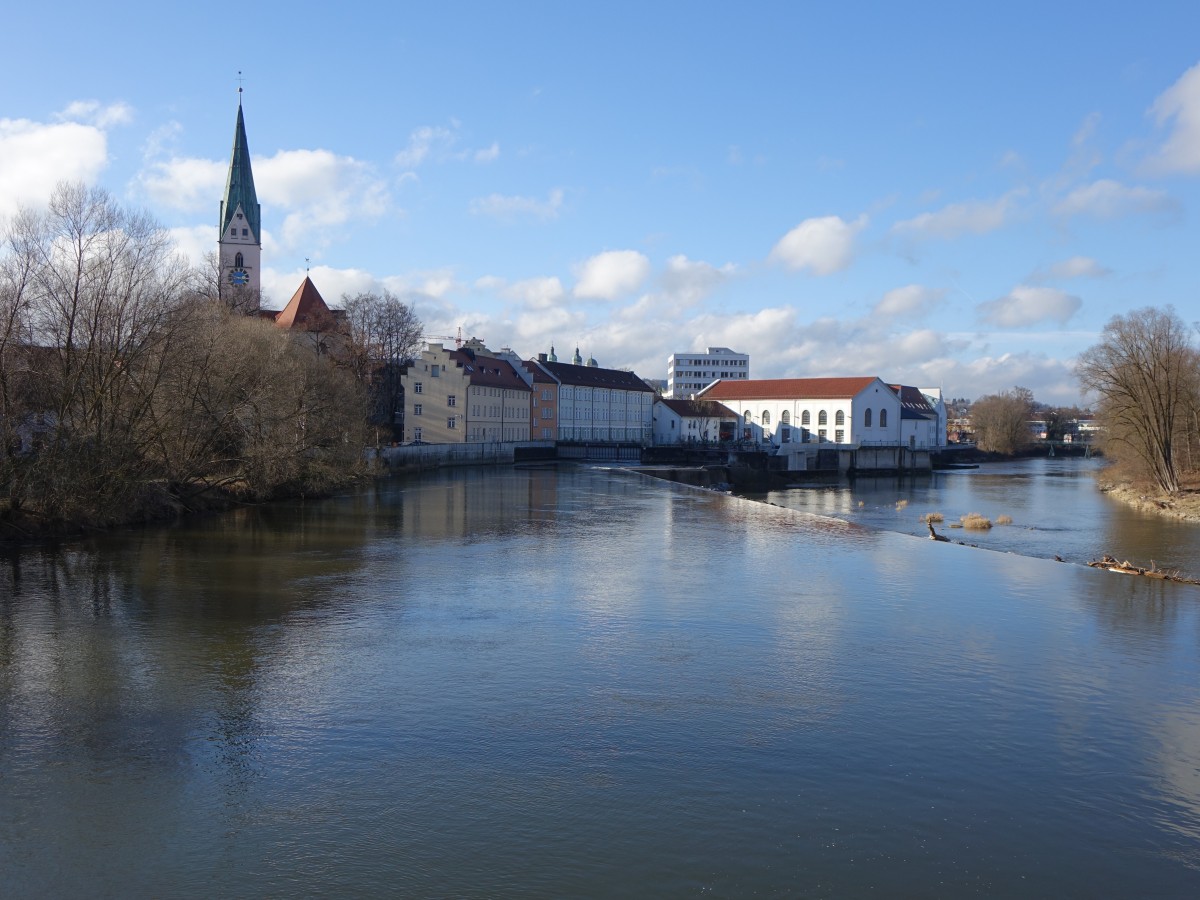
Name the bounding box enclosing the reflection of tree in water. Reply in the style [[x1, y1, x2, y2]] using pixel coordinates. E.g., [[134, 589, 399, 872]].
[[0, 492, 379, 798]]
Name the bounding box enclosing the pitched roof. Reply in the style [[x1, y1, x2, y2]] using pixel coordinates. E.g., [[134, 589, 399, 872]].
[[520, 360, 557, 383], [890, 384, 939, 420], [659, 398, 737, 419], [700, 376, 879, 401], [448, 349, 531, 392], [220, 103, 261, 240], [274, 277, 340, 330], [539, 360, 654, 392]]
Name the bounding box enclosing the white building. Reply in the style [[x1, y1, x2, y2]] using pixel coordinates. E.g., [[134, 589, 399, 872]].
[[652, 398, 738, 445], [666, 347, 749, 399], [698, 377, 903, 446], [529, 356, 655, 444], [894, 385, 946, 450]]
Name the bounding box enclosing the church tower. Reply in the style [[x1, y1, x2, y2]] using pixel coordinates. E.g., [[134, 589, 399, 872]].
[[218, 90, 262, 301]]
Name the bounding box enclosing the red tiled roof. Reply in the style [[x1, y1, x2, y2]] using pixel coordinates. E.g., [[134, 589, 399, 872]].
[[700, 377, 879, 401], [274, 277, 342, 330]]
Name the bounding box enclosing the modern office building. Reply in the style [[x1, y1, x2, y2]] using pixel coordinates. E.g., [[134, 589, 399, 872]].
[[666, 347, 749, 398]]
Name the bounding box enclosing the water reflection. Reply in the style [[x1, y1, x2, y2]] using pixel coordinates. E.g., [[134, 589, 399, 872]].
[[758, 457, 1200, 576], [3, 464, 1200, 896]]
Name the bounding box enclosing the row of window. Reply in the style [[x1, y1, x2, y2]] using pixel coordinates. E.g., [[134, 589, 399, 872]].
[[671, 358, 747, 368], [745, 408, 889, 428]]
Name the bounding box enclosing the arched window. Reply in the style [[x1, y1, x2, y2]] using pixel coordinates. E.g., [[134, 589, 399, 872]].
[[864, 408, 872, 427], [835, 410, 845, 426], [880, 409, 888, 427], [818, 410, 828, 426], [801, 410, 811, 426], [744, 410, 753, 423], [762, 410, 771, 425], [234, 252, 244, 267], [781, 410, 791, 425]]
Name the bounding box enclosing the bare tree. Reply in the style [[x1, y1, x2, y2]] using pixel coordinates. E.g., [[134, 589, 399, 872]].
[[1077, 306, 1200, 495], [0, 183, 195, 524], [342, 290, 423, 443], [970, 387, 1035, 454]]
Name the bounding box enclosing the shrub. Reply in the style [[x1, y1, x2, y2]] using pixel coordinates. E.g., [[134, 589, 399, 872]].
[[996, 514, 1013, 525], [961, 512, 993, 530], [922, 512, 945, 523]]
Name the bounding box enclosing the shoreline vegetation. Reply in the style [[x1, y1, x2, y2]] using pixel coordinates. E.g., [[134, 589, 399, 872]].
[[2, 186, 419, 545], [1098, 479, 1200, 524], [0, 469, 370, 544]]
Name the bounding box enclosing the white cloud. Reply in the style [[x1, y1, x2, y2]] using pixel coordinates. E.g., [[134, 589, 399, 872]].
[[659, 254, 736, 306], [394, 125, 458, 167], [141, 145, 390, 250], [469, 188, 563, 220], [167, 224, 217, 266], [474, 275, 506, 292], [874, 284, 946, 318], [0, 117, 110, 219], [503, 276, 566, 310], [892, 190, 1024, 239], [573, 250, 650, 300], [1030, 256, 1111, 282], [474, 142, 500, 163], [140, 157, 227, 212], [977, 285, 1082, 328], [768, 214, 867, 275], [1052, 179, 1176, 219], [56, 100, 133, 129], [1145, 60, 1200, 174]]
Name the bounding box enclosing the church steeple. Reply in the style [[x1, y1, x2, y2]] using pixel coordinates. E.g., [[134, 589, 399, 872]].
[[219, 90, 263, 301]]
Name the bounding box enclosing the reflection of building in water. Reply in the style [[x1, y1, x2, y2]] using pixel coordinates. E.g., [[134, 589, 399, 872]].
[[399, 468, 559, 540]]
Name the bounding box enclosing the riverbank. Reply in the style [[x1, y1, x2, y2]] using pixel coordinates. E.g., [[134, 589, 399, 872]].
[[1099, 480, 1200, 524], [0, 469, 370, 544]]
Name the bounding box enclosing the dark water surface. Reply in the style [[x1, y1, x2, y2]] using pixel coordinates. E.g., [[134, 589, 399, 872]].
[[3, 464, 1200, 897]]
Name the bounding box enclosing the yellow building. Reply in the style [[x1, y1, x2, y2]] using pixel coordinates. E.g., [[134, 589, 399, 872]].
[[402, 342, 532, 443]]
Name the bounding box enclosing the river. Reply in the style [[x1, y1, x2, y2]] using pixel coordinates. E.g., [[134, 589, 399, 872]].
[[749, 456, 1200, 577], [2, 463, 1199, 897]]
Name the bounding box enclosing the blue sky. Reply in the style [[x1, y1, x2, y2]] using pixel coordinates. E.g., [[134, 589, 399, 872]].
[[3, 1, 1200, 404]]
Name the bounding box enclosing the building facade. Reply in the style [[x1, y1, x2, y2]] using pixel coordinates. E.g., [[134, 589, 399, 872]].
[[530, 356, 654, 444], [652, 398, 738, 445], [521, 358, 560, 442], [698, 377, 903, 446], [666, 347, 749, 399], [401, 342, 531, 444]]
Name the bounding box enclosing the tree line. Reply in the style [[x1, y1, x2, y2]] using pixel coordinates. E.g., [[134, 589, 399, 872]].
[[0, 183, 421, 537], [960, 306, 1199, 497], [1077, 306, 1199, 496]]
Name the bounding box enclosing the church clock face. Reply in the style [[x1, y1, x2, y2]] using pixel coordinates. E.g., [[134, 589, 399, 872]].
[[228, 268, 250, 286]]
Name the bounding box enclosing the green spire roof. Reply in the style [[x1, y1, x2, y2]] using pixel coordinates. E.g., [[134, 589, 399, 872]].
[[220, 102, 261, 241]]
